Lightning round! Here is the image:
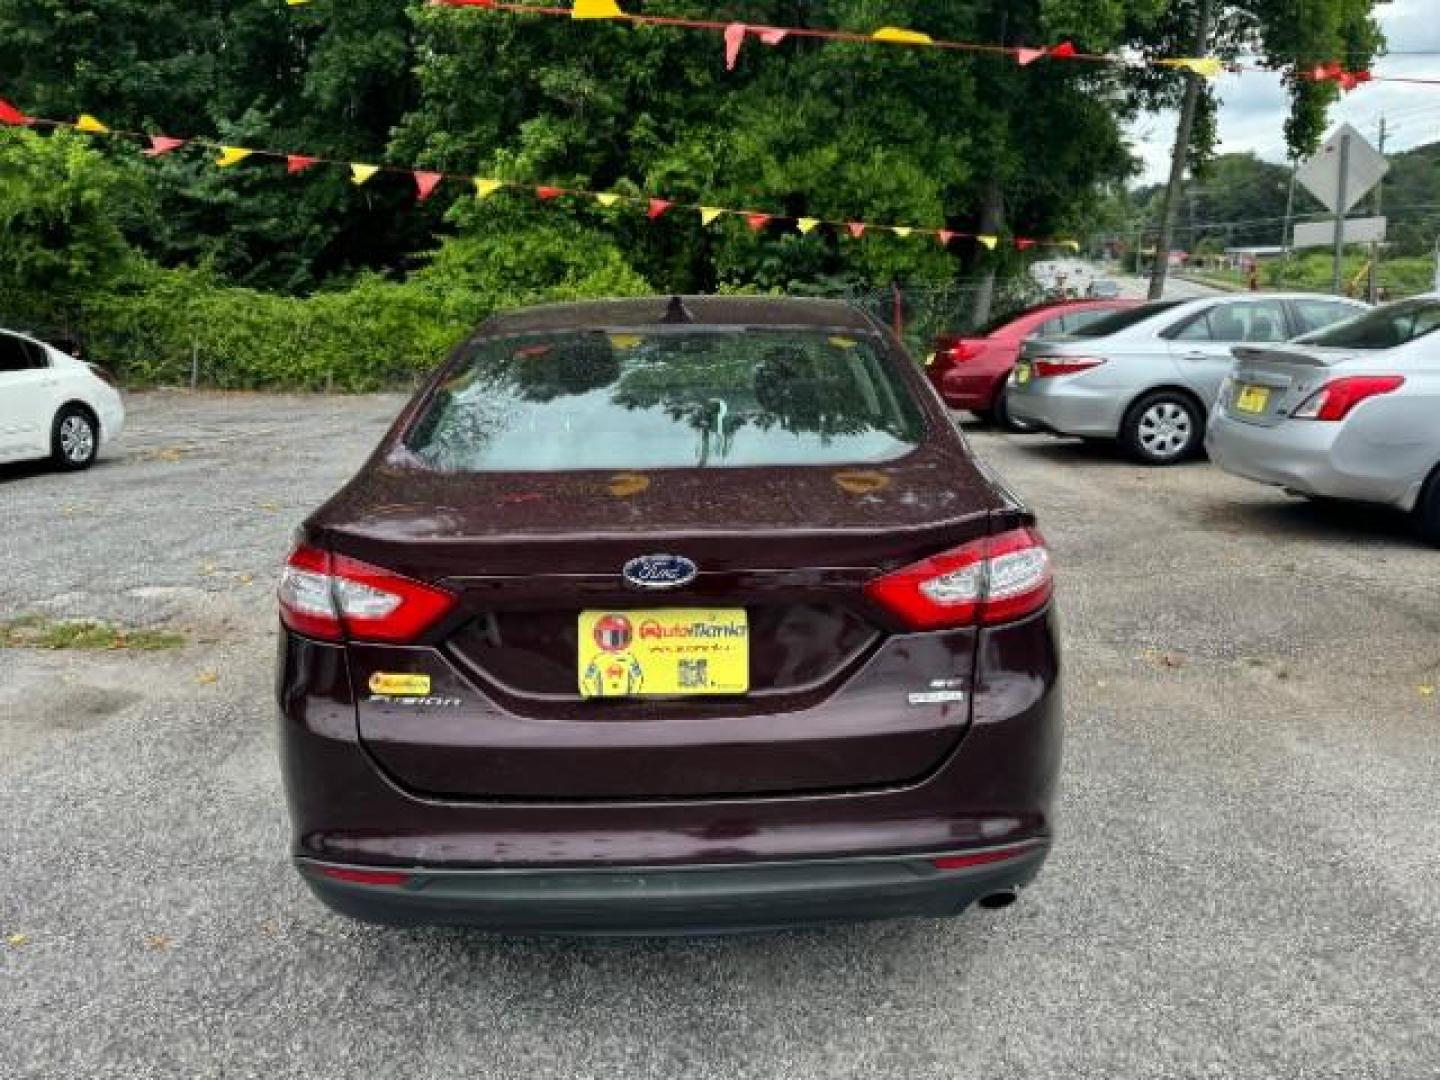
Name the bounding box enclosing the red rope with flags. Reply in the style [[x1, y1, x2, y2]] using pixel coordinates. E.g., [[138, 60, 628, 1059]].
[[0, 98, 1083, 254]]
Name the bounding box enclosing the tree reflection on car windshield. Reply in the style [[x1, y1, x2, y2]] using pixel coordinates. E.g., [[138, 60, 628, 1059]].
[[404, 329, 926, 471]]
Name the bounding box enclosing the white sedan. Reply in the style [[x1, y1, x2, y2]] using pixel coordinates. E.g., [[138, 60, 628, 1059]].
[[0, 328, 124, 470]]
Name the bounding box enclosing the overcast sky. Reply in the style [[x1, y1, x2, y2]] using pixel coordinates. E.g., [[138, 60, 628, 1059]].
[[1129, 0, 1440, 182]]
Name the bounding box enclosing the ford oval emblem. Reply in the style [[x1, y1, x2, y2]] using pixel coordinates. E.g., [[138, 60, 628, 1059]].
[[622, 554, 698, 590]]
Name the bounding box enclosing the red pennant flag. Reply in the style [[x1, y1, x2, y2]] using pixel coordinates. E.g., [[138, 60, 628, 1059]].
[[431, 0, 496, 6], [1048, 41, 1078, 59], [143, 136, 185, 158], [536, 186, 563, 200], [647, 197, 671, 219], [1015, 47, 1045, 66], [413, 171, 443, 201], [287, 155, 320, 174], [724, 22, 746, 70], [0, 97, 29, 126], [1015, 238, 1037, 250], [758, 28, 787, 45], [745, 212, 771, 232], [846, 222, 866, 239], [1353, 69, 1373, 84], [937, 230, 957, 247]]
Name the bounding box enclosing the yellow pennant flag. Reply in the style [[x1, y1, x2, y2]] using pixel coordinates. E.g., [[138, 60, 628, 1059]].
[[594, 193, 621, 207], [1159, 57, 1224, 78], [699, 207, 724, 225], [796, 217, 819, 234], [1061, 239, 1081, 252], [891, 226, 914, 239], [474, 178, 503, 199], [977, 234, 999, 251], [285, 0, 311, 5], [215, 146, 253, 168], [351, 163, 380, 186], [572, 0, 624, 18], [74, 114, 109, 134], [871, 27, 933, 44]]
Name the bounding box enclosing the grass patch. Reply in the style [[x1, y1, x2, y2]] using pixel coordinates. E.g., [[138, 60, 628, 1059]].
[[0, 617, 185, 651]]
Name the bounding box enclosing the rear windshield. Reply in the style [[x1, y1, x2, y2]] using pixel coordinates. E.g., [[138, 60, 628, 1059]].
[[404, 329, 927, 471], [1066, 300, 1186, 338], [1299, 299, 1440, 349]]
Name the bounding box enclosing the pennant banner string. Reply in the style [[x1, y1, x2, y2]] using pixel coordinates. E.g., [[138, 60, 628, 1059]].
[[420, 0, 1435, 88], [0, 101, 1082, 252]]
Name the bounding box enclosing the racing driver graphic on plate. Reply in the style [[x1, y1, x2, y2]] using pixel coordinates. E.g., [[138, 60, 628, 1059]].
[[581, 614, 645, 696]]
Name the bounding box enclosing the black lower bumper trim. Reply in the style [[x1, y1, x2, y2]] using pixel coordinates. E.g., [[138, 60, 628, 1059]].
[[296, 843, 1050, 934]]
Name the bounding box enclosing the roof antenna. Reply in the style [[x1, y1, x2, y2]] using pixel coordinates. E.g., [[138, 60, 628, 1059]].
[[662, 295, 694, 324]]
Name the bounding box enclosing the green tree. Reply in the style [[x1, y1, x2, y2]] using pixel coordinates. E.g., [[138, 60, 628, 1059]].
[[0, 127, 147, 322]]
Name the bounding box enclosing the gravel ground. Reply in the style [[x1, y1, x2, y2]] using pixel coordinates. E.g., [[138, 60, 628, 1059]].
[[2, 390, 1437, 1079]]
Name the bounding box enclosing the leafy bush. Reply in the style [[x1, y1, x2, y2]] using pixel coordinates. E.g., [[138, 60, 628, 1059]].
[[4, 222, 652, 391]]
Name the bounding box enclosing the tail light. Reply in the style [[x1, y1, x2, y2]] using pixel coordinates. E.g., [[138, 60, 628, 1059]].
[[1292, 375, 1404, 421], [1032, 357, 1105, 378], [930, 338, 984, 368], [865, 527, 1053, 631], [277, 543, 456, 643]]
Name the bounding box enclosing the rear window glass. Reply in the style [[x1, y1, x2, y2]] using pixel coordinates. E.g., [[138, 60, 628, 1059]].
[[1066, 300, 1185, 338], [1299, 299, 1440, 349], [405, 329, 927, 471]]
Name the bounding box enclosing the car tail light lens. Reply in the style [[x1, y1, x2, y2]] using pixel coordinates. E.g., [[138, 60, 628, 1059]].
[[1032, 357, 1105, 378], [864, 527, 1052, 631], [316, 866, 411, 887], [932, 843, 1036, 871], [277, 543, 456, 642], [928, 338, 982, 369], [1292, 375, 1404, 421]]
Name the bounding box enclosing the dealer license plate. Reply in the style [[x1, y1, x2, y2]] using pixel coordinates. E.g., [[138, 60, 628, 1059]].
[[1235, 384, 1271, 414], [578, 608, 749, 698]]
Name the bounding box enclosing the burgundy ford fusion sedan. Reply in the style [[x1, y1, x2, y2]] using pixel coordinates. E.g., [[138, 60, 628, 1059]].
[[276, 295, 1062, 933]]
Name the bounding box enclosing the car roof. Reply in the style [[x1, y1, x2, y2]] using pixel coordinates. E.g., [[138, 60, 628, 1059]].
[[478, 295, 879, 336]]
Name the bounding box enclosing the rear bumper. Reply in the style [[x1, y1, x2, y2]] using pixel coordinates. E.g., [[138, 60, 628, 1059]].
[[296, 842, 1050, 933], [937, 369, 1007, 411], [1206, 412, 1418, 510], [1006, 378, 1124, 438]]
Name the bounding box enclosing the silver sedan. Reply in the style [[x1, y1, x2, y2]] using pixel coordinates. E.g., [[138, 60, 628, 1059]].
[[1207, 295, 1440, 545], [1006, 293, 1367, 464]]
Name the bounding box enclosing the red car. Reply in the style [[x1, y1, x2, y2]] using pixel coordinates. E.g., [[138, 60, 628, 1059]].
[[928, 299, 1137, 429], [277, 295, 1061, 933]]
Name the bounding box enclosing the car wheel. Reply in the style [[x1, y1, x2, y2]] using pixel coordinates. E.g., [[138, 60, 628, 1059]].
[[992, 384, 1039, 434], [1120, 392, 1202, 466], [51, 405, 99, 471], [1417, 469, 1440, 547]]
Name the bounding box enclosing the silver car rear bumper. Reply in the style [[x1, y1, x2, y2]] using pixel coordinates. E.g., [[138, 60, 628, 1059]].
[[1006, 376, 1125, 438], [1207, 411, 1420, 511]]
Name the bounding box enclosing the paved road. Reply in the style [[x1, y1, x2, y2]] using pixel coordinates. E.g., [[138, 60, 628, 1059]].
[[3, 392, 1437, 1079], [1116, 271, 1228, 300]]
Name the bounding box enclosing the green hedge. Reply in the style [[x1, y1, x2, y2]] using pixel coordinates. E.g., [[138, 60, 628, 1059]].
[[70, 271, 482, 391]]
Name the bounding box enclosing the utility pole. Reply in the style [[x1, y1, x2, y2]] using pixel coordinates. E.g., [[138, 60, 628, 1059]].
[[1148, 0, 1214, 300], [1331, 128, 1352, 296], [1282, 160, 1298, 253], [1367, 116, 1387, 303]]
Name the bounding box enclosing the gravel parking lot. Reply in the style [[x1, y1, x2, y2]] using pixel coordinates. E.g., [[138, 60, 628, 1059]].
[[3, 390, 1438, 1079]]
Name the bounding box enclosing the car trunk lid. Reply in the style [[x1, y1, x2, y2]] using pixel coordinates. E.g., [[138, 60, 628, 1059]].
[[1226, 345, 1361, 427], [321, 445, 1014, 799]]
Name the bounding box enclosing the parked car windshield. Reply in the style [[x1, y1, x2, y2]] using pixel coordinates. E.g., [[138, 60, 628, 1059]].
[[1299, 298, 1440, 349], [405, 328, 926, 471], [1065, 300, 1186, 338]]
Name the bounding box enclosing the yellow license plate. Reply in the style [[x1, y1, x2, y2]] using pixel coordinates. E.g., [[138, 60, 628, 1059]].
[[578, 609, 749, 698], [1235, 384, 1270, 414], [1016, 362, 1032, 385]]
